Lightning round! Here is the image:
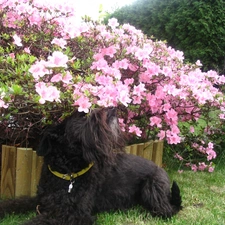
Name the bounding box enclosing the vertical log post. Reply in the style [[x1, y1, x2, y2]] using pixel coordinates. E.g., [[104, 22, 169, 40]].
[[15, 148, 33, 197], [143, 141, 154, 161], [126, 141, 163, 167], [125, 145, 131, 154], [130, 144, 138, 155], [30, 151, 43, 197], [137, 143, 144, 158], [1, 145, 17, 198], [152, 140, 164, 167]]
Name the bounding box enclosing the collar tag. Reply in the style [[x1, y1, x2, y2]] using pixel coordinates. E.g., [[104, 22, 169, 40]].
[[68, 180, 74, 193]]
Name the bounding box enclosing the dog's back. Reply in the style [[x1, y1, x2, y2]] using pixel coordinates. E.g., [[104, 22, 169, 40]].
[[94, 153, 182, 218]]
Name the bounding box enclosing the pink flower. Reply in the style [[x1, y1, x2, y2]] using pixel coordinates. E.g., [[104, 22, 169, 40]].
[[207, 142, 214, 149], [206, 149, 217, 161], [51, 38, 67, 49], [206, 142, 216, 161], [29, 60, 51, 79], [101, 46, 117, 57], [166, 132, 181, 144], [135, 48, 150, 60], [9, 53, 15, 59], [13, 34, 22, 46], [35, 82, 60, 104], [128, 63, 138, 72], [104, 67, 121, 79], [91, 58, 108, 71], [112, 59, 129, 70], [62, 71, 73, 84], [74, 96, 91, 113], [195, 60, 202, 67], [219, 113, 225, 119], [190, 126, 195, 133], [165, 130, 181, 144], [128, 125, 142, 137], [124, 78, 134, 85], [46, 51, 68, 68], [117, 82, 132, 107], [95, 75, 113, 85], [191, 164, 198, 172], [24, 47, 30, 54], [208, 166, 214, 173], [150, 116, 162, 128], [171, 125, 180, 134], [165, 109, 178, 124], [132, 96, 142, 104], [0, 99, 8, 108], [146, 94, 157, 107], [157, 130, 166, 140], [198, 162, 207, 171], [133, 83, 146, 96], [174, 153, 183, 161], [108, 18, 119, 29], [28, 14, 42, 27], [162, 103, 171, 112], [51, 74, 62, 82], [118, 118, 126, 132]]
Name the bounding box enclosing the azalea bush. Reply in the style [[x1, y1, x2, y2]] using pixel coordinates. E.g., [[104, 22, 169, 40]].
[[0, 0, 225, 171]]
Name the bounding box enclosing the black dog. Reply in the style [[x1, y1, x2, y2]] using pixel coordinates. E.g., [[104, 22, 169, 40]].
[[0, 108, 182, 224]]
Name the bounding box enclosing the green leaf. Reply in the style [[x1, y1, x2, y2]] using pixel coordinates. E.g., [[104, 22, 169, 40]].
[[10, 84, 23, 95]]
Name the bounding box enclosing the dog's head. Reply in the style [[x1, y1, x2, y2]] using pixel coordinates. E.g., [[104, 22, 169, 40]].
[[37, 107, 125, 166]]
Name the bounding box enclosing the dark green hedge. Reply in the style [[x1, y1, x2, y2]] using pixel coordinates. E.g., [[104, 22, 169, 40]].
[[107, 0, 225, 74]]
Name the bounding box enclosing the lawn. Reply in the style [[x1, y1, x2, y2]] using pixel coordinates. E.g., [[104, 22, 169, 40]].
[[1, 164, 224, 225]]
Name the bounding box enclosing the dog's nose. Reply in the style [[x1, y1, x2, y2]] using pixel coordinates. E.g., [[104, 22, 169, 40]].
[[107, 107, 116, 118]]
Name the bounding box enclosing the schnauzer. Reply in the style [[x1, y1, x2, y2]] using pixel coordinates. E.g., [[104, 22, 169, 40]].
[[0, 107, 182, 224]]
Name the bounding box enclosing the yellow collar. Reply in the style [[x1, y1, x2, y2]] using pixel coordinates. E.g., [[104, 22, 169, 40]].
[[48, 162, 94, 181]]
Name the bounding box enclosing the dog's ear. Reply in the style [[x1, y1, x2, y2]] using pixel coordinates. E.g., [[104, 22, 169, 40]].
[[37, 118, 67, 156], [36, 133, 53, 156]]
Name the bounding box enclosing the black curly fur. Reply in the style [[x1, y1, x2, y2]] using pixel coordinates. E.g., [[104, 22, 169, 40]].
[[0, 107, 182, 224]]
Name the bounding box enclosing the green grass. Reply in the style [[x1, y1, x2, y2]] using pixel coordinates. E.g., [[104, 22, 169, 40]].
[[1, 166, 225, 225], [0, 213, 34, 225]]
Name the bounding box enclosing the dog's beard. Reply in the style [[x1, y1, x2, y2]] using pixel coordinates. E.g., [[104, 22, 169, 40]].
[[110, 117, 119, 136], [109, 117, 121, 143]]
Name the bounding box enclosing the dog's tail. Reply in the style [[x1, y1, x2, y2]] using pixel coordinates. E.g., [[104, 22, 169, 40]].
[[0, 196, 37, 219], [170, 181, 182, 213]]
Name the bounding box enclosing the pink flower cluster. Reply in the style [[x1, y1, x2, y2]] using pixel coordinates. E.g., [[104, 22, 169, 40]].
[[1, 0, 76, 31], [186, 162, 215, 173], [192, 142, 217, 161], [174, 141, 216, 172]]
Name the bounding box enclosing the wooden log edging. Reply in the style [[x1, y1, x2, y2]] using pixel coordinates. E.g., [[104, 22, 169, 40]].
[[125, 140, 164, 167], [1, 145, 43, 199]]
